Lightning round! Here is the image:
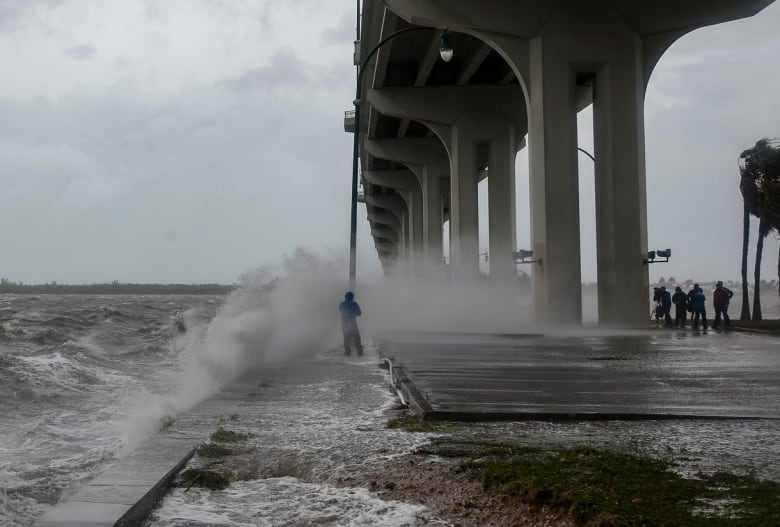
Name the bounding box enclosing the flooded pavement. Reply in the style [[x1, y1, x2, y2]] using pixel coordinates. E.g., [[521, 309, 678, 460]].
[[380, 330, 780, 419], [143, 345, 444, 526], [378, 329, 780, 482], [142, 330, 779, 525]]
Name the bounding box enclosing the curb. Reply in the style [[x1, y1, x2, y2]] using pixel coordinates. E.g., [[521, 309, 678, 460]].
[[33, 437, 197, 527]]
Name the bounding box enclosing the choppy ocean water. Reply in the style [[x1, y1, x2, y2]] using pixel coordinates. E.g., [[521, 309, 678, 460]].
[[0, 278, 439, 527], [0, 293, 224, 526]]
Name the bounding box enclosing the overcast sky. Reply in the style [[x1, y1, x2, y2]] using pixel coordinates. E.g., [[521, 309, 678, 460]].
[[0, 0, 778, 285]]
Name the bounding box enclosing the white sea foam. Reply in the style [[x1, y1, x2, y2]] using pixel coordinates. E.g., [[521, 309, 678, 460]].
[[67, 334, 106, 356], [117, 249, 347, 455], [150, 478, 433, 527]]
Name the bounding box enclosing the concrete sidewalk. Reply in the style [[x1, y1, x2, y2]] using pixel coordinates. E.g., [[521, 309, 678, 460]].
[[33, 436, 196, 527], [34, 329, 780, 526], [32, 394, 243, 527], [379, 330, 780, 421]]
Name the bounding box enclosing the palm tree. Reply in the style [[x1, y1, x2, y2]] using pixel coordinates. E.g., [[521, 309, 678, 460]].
[[753, 218, 771, 320], [739, 200, 752, 320], [739, 138, 780, 320], [739, 141, 765, 319], [760, 151, 780, 302]]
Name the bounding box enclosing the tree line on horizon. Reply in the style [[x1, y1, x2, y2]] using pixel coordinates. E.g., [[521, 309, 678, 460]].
[[739, 137, 780, 320], [0, 278, 236, 295]]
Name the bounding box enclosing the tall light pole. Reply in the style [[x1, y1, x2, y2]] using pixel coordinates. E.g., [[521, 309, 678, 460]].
[[348, 27, 453, 291]]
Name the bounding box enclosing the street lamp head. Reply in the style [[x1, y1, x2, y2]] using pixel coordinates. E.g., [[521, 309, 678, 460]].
[[439, 30, 453, 62]]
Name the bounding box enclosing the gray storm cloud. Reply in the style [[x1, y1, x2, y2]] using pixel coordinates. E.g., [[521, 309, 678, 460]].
[[64, 44, 96, 61]]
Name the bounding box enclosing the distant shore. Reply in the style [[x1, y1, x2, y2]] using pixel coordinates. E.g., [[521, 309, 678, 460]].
[[0, 282, 236, 295]]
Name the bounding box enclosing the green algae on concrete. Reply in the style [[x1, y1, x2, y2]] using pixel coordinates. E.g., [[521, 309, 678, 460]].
[[416, 437, 541, 459], [179, 468, 230, 491], [197, 442, 232, 458], [210, 427, 250, 443]]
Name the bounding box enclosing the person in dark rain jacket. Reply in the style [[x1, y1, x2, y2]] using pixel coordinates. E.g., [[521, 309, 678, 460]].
[[659, 287, 673, 327], [712, 280, 734, 329], [339, 291, 363, 356], [672, 286, 687, 328], [691, 286, 708, 330]]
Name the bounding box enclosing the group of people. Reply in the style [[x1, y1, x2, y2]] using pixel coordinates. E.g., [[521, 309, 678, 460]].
[[653, 281, 734, 330], [343, 282, 736, 354]]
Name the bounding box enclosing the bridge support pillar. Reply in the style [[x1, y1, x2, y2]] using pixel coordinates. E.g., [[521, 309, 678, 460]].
[[364, 169, 424, 276], [365, 139, 449, 279], [367, 86, 525, 284], [519, 6, 649, 326], [365, 193, 409, 272]]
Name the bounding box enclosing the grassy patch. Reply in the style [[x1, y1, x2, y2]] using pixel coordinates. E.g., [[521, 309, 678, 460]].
[[197, 442, 232, 458], [386, 416, 447, 433], [416, 437, 540, 459], [179, 468, 230, 490], [210, 427, 250, 442], [458, 446, 780, 527]]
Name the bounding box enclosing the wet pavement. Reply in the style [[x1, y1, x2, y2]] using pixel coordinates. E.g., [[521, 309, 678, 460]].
[[378, 329, 780, 482], [33, 329, 780, 526], [378, 329, 780, 420], [33, 347, 442, 527]]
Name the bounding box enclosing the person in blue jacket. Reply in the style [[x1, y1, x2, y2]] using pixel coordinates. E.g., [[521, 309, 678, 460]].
[[691, 286, 708, 330], [339, 291, 363, 356]]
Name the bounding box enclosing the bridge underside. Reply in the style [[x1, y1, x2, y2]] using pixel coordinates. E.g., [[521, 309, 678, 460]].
[[354, 0, 774, 326]]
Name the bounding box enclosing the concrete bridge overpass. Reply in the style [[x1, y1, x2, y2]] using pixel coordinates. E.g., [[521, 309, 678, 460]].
[[350, 0, 774, 326]]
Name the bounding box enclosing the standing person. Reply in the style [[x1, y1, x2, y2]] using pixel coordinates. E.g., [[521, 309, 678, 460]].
[[672, 286, 687, 328], [652, 287, 663, 325], [712, 280, 734, 329], [691, 286, 708, 330], [686, 283, 699, 315], [660, 286, 673, 327], [339, 291, 363, 356]]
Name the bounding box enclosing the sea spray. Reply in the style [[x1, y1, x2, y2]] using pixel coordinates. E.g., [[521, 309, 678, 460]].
[[117, 249, 346, 455], [360, 273, 535, 335]]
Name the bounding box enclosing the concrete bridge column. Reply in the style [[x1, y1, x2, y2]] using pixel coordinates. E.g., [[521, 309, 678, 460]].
[[485, 121, 517, 284], [448, 118, 480, 280], [525, 35, 583, 325], [364, 169, 424, 276], [591, 43, 649, 327], [368, 213, 401, 271], [365, 138, 449, 278], [367, 86, 525, 283], [365, 193, 409, 271], [446, 8, 646, 325], [521, 6, 650, 326], [370, 223, 399, 245]]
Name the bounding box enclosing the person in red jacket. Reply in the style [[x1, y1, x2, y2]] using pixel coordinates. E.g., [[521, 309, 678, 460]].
[[712, 280, 733, 329]]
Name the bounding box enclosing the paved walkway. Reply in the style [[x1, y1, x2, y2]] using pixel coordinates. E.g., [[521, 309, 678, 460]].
[[34, 329, 780, 526], [379, 329, 780, 421], [32, 395, 244, 527]]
